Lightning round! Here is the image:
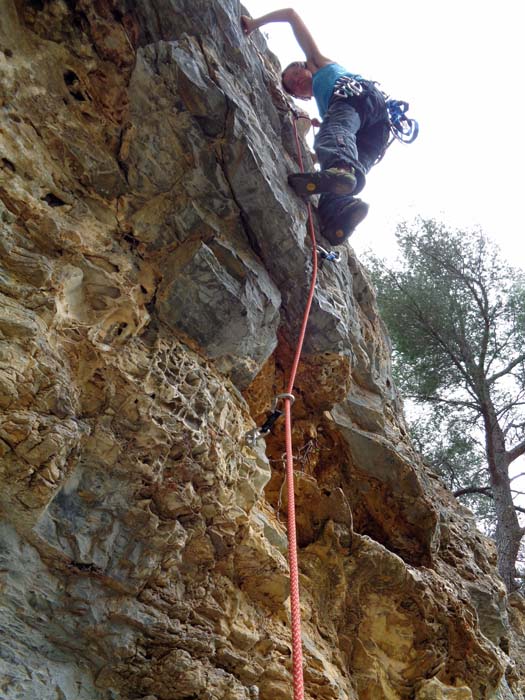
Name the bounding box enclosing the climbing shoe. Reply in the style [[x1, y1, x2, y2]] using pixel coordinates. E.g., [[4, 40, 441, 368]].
[[321, 198, 369, 245], [288, 167, 357, 198]]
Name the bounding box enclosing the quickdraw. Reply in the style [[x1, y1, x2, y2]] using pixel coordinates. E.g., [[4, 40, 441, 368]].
[[245, 393, 296, 444], [317, 245, 341, 263]]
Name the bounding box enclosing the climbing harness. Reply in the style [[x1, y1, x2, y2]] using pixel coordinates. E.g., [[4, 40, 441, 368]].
[[333, 76, 419, 144], [329, 76, 419, 162]]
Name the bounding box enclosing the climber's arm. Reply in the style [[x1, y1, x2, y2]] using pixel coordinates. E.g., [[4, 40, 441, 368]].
[[241, 9, 332, 69]]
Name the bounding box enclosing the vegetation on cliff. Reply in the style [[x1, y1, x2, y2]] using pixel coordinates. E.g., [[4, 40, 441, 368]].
[[369, 219, 525, 591]]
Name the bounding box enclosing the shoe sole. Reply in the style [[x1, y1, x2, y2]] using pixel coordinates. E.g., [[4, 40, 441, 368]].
[[288, 170, 356, 197], [323, 201, 369, 244]]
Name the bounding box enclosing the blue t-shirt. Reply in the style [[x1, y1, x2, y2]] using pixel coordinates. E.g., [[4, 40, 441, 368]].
[[312, 63, 362, 118]]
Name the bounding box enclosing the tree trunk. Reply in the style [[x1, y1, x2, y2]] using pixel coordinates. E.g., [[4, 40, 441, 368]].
[[482, 400, 523, 591], [492, 462, 522, 591]]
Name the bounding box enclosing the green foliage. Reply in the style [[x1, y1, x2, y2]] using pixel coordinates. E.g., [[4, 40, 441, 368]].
[[367, 219, 525, 420], [366, 218, 525, 544], [409, 411, 496, 528]]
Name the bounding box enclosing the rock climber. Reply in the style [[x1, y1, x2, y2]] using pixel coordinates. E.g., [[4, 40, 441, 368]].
[[241, 8, 391, 245]]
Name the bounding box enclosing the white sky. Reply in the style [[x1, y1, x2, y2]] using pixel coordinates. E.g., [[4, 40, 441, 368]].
[[244, 0, 525, 523], [244, 0, 525, 268]]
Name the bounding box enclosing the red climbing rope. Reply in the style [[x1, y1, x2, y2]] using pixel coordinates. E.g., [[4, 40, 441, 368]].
[[284, 115, 319, 700]]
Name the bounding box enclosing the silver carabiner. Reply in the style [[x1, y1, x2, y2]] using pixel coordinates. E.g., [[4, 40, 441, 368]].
[[271, 392, 295, 411], [333, 75, 364, 99], [245, 427, 263, 445], [345, 76, 364, 96]]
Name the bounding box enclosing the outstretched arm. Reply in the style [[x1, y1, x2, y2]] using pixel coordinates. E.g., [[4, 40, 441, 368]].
[[241, 8, 332, 69]]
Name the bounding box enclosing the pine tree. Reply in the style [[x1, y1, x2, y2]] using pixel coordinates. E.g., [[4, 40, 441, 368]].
[[367, 219, 525, 591]]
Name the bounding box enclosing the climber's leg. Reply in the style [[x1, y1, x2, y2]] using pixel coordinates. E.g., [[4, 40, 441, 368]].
[[313, 84, 389, 243], [288, 99, 366, 200], [313, 99, 367, 194]]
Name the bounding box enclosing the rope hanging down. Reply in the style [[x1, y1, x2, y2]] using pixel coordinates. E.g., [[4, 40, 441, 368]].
[[245, 112, 320, 699], [282, 114, 319, 700]]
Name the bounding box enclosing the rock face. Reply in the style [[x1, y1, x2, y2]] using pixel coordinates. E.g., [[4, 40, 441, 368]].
[[0, 1, 523, 699]]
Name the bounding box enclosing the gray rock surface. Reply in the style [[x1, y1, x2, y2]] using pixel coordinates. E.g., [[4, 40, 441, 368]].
[[0, 1, 523, 699]]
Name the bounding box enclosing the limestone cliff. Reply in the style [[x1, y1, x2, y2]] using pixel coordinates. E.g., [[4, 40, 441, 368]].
[[0, 1, 523, 699]]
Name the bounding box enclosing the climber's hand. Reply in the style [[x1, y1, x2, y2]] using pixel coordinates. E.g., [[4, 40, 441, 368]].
[[241, 15, 256, 35]]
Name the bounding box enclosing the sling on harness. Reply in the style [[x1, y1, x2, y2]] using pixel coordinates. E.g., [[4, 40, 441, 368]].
[[386, 99, 419, 144], [373, 98, 418, 164]]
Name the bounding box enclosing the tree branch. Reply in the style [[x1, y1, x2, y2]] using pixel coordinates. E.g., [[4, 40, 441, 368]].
[[453, 487, 525, 519], [500, 403, 525, 423], [507, 438, 525, 464], [388, 271, 479, 395], [407, 393, 480, 411], [488, 351, 525, 385], [424, 246, 492, 374], [454, 486, 493, 498], [485, 331, 515, 376]]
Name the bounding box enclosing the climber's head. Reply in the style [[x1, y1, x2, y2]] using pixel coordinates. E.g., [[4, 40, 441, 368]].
[[281, 61, 313, 100]]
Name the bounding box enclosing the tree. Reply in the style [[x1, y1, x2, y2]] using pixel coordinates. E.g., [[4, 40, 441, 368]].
[[367, 219, 525, 591]]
